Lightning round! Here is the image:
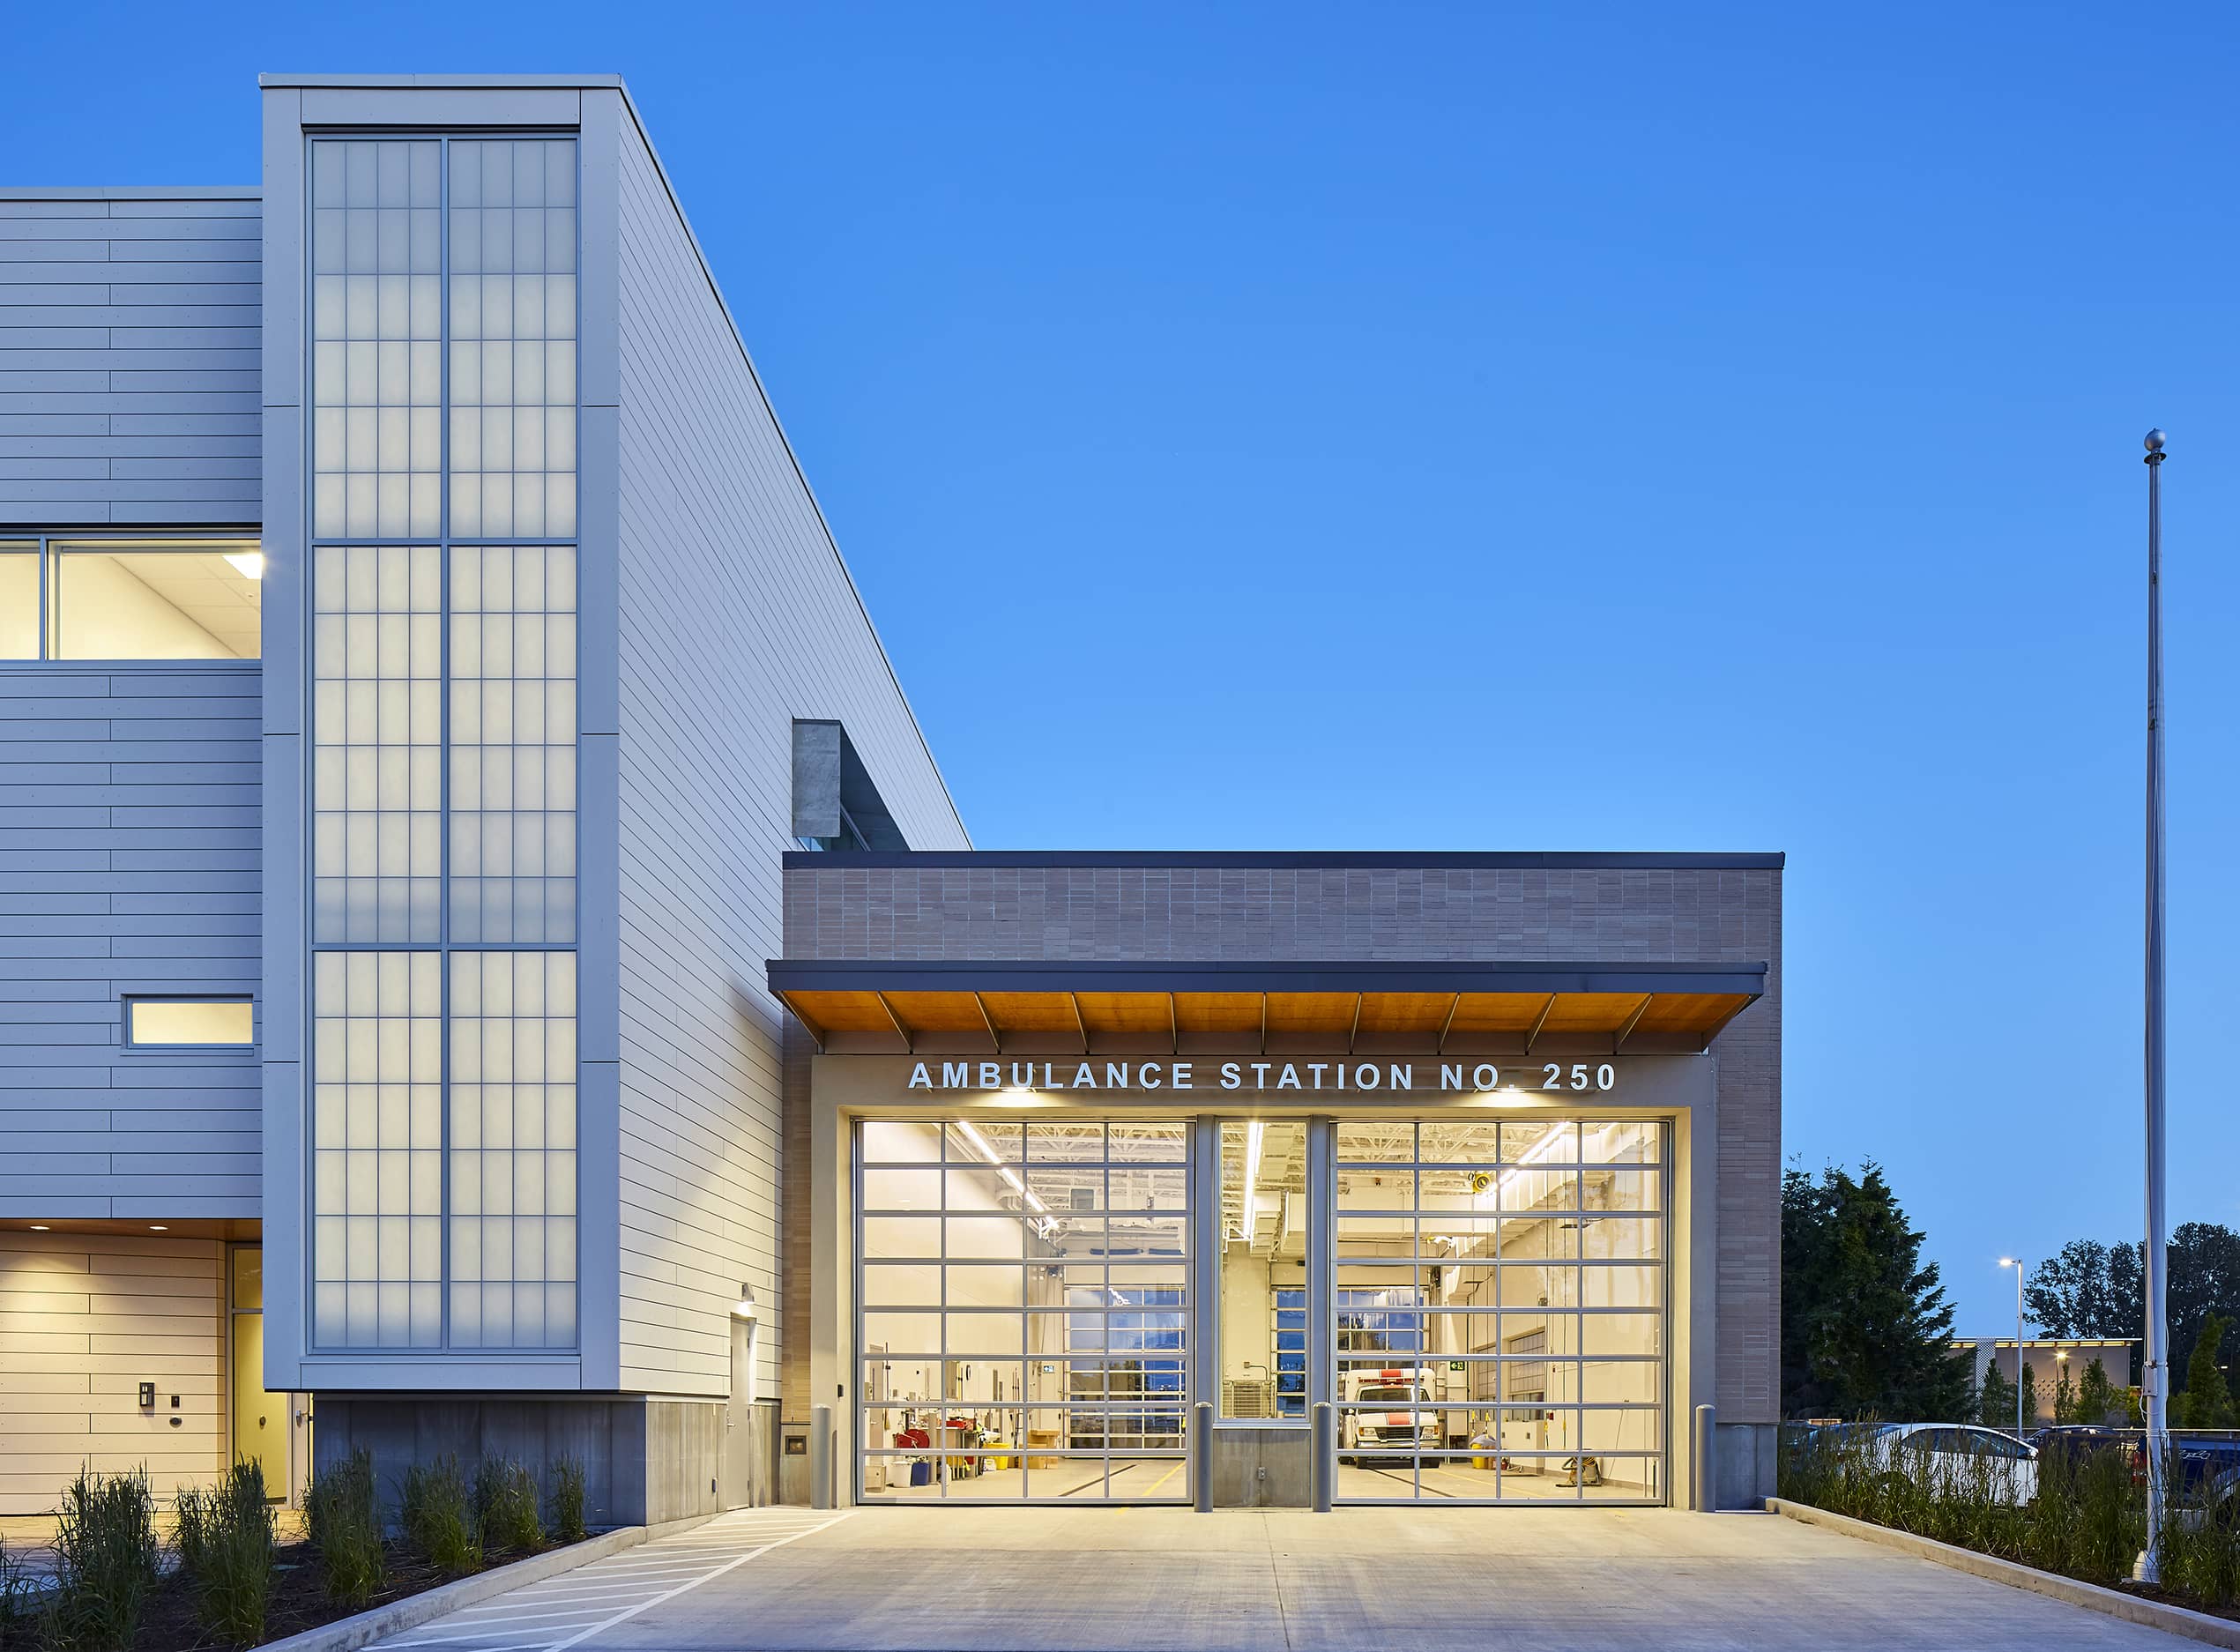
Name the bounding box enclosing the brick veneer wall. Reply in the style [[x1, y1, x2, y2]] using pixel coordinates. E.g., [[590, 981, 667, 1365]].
[[778, 859, 1781, 1426]]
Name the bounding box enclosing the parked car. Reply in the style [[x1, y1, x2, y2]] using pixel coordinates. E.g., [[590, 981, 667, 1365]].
[[1875, 1424, 2039, 1504], [2133, 1432, 2240, 1523], [2028, 1425, 2240, 1522], [2026, 1425, 2131, 1470]]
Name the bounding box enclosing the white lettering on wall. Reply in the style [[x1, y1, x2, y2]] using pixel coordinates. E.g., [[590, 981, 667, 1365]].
[[878, 1058, 1611, 1095]]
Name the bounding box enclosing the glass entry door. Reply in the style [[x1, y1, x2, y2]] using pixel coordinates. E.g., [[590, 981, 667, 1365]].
[[1330, 1118, 1667, 1503], [856, 1117, 1191, 1502]]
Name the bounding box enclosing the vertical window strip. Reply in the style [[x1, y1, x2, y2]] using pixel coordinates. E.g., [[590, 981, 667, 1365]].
[[449, 545, 579, 943], [310, 951, 443, 1350], [311, 544, 443, 943], [303, 135, 584, 1358], [449, 950, 579, 1349], [447, 139, 579, 540], [309, 140, 443, 540]]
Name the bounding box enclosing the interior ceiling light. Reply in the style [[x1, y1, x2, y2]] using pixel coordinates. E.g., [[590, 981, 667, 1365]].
[[956, 1118, 1056, 1237], [224, 552, 264, 579], [1480, 1121, 1574, 1206], [1239, 1120, 1267, 1245]]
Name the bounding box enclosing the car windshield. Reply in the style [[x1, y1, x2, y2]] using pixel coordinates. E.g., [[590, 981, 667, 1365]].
[[1361, 1386, 1423, 1403]]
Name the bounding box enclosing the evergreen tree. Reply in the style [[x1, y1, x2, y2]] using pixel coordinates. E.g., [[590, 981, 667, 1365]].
[[2075, 1357, 2121, 1426], [1781, 1161, 1973, 1420], [2176, 1312, 2236, 1429], [2021, 1360, 2039, 1428], [1977, 1359, 2018, 1429], [2028, 1240, 2137, 1338], [2026, 1223, 2240, 1388], [2053, 1361, 2078, 1424]]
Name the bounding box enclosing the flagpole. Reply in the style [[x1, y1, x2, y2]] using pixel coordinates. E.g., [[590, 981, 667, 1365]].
[[2140, 426, 2169, 1583]]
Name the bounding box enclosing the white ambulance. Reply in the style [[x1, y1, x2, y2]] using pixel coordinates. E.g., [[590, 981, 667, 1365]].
[[1338, 1366, 1442, 1462]]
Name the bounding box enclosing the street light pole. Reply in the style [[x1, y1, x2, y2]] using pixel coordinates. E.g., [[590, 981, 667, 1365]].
[[2000, 1258, 2024, 1436], [2142, 427, 2171, 1583]]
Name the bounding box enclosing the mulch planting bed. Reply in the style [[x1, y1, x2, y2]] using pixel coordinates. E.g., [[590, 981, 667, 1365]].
[[2112, 1576, 2240, 1628], [2, 1535, 568, 1651]]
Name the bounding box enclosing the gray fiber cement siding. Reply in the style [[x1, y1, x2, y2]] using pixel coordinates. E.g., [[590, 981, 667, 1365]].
[[0, 662, 262, 1218], [607, 96, 969, 1405], [0, 190, 261, 526], [781, 859, 1781, 1425]]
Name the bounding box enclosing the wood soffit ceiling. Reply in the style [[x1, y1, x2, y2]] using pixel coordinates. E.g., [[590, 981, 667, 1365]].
[[767, 963, 1764, 1059]]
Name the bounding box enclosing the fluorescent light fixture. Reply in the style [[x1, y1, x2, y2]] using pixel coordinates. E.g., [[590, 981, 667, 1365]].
[[1237, 1120, 1266, 1245], [1483, 1121, 1574, 1205], [28, 1224, 48, 1232], [223, 552, 265, 580], [957, 1118, 1055, 1237], [149, 1224, 167, 1232]]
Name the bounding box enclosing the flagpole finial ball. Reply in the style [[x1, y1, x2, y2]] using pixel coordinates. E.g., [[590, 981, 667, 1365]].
[[2145, 428, 2167, 452]]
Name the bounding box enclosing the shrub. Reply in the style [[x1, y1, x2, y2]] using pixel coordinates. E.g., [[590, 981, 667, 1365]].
[[47, 1465, 159, 1652], [401, 1455, 481, 1577], [474, 1458, 543, 1554], [305, 1447, 385, 1610], [172, 1483, 211, 1581], [1780, 1425, 2197, 1607], [0, 1539, 35, 1644], [551, 1456, 587, 1544], [181, 1462, 276, 1647], [2071, 1444, 2140, 1587]]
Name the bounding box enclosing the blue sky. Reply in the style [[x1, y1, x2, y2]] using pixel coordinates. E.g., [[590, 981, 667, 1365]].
[[11, 2, 2237, 1335]]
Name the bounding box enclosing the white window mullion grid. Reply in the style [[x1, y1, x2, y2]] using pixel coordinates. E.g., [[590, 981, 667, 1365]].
[[303, 132, 582, 1358]]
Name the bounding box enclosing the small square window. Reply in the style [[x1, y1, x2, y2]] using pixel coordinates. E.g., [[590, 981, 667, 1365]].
[[126, 998, 255, 1047]]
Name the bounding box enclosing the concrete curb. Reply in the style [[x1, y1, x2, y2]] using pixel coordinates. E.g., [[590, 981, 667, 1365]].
[[1767, 1498, 2240, 1649], [257, 1512, 715, 1652]]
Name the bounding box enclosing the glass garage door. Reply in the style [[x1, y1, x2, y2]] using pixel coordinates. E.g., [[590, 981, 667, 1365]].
[[856, 1118, 1190, 1502], [1332, 1119, 1666, 1504]]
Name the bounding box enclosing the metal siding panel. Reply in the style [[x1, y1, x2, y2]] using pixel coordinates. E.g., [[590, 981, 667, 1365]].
[[607, 114, 965, 1404], [0, 199, 260, 510], [298, 86, 583, 125], [257, 83, 306, 1391], [0, 663, 261, 1215]]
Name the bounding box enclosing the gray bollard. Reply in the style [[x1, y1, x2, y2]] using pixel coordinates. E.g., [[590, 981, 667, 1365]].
[[1311, 1402, 1335, 1513], [810, 1403, 833, 1511], [1192, 1401, 1214, 1513], [1693, 1404, 1716, 1512]]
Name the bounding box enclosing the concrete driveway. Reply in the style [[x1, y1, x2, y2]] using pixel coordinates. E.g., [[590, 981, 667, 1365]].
[[369, 1504, 2214, 1652]]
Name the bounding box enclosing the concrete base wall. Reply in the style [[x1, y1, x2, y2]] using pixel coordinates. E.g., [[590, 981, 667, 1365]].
[[1715, 1421, 1778, 1509], [313, 1395, 726, 1529], [1212, 1427, 1310, 1507]]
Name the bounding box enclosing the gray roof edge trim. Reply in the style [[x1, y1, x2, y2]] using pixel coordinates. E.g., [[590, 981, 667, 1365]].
[[781, 850, 1786, 871], [601, 90, 972, 851], [767, 959, 1769, 994], [258, 73, 626, 88], [0, 186, 260, 200]]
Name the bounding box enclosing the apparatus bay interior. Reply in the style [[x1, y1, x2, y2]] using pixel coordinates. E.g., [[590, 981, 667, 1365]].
[[854, 1114, 1666, 1506]]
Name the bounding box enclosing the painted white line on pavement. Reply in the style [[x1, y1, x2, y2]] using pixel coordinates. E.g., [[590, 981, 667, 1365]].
[[373, 1511, 850, 1652], [538, 1515, 850, 1652]]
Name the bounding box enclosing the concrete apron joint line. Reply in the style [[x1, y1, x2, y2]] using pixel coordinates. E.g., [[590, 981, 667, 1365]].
[[361, 1510, 850, 1652]]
